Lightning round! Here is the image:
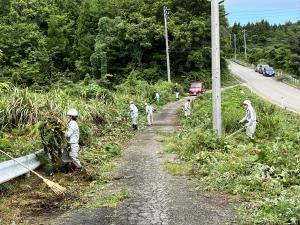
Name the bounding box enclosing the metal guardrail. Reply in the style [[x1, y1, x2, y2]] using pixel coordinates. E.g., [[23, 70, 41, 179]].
[[0, 150, 43, 184], [276, 71, 300, 89], [231, 59, 248, 67], [231, 59, 300, 89]]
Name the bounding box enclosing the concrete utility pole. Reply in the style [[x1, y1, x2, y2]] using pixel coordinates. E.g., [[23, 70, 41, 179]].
[[211, 0, 222, 137], [234, 33, 237, 60], [243, 29, 247, 59], [163, 6, 171, 82]]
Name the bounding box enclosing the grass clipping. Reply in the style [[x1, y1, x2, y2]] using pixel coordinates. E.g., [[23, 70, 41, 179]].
[[39, 112, 67, 172]]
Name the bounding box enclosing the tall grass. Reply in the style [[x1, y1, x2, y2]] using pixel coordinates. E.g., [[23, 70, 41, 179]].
[[166, 86, 300, 224], [0, 77, 176, 164]]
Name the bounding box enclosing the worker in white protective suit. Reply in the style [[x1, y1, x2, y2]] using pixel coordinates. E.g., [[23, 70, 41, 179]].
[[175, 84, 180, 100], [239, 100, 257, 139], [184, 99, 191, 118], [62, 108, 83, 172], [129, 101, 139, 131], [145, 102, 154, 125]]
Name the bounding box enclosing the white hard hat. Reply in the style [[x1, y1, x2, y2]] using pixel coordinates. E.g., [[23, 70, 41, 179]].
[[67, 108, 78, 116], [243, 100, 251, 105], [130, 101, 134, 104]]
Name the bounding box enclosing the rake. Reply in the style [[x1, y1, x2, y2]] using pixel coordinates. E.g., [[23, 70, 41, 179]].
[[0, 149, 67, 195]]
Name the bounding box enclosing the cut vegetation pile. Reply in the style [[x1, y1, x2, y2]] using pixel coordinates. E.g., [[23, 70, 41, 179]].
[[166, 86, 300, 224]]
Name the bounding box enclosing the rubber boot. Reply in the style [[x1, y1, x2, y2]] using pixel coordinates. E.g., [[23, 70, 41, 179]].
[[62, 163, 69, 173]]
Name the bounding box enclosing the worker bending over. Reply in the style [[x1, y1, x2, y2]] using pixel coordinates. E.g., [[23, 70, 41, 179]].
[[239, 100, 257, 139]]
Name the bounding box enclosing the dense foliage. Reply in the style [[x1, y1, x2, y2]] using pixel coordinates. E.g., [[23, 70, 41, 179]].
[[231, 20, 300, 76], [0, 78, 176, 163], [166, 87, 300, 224], [0, 0, 229, 87]]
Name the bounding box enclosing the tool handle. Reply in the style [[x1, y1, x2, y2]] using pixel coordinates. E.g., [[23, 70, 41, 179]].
[[0, 149, 45, 180]]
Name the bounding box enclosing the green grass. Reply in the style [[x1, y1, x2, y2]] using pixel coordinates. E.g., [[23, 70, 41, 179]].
[[164, 160, 193, 176], [85, 189, 130, 208], [166, 85, 300, 224]]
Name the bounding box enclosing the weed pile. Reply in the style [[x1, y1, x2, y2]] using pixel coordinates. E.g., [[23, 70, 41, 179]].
[[166, 86, 300, 224]]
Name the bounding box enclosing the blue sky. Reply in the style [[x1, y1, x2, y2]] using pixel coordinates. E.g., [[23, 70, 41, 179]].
[[224, 0, 300, 25]]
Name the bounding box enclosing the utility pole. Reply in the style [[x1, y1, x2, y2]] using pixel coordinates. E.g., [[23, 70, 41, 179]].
[[234, 33, 237, 60], [243, 29, 247, 59], [163, 6, 171, 82], [211, 0, 222, 137]]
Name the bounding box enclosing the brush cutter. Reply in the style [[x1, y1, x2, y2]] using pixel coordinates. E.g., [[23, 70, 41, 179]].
[[225, 126, 245, 139], [0, 149, 66, 195]]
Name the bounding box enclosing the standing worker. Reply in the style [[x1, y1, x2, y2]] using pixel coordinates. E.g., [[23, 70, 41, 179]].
[[175, 84, 180, 100], [155, 92, 160, 106], [145, 102, 154, 126], [62, 108, 83, 172], [239, 100, 257, 139], [184, 99, 191, 118], [129, 101, 139, 131]]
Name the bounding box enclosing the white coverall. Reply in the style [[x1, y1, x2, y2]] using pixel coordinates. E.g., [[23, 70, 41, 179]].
[[184, 101, 191, 117], [63, 120, 82, 168], [240, 102, 257, 138], [130, 103, 139, 126], [146, 104, 154, 125]]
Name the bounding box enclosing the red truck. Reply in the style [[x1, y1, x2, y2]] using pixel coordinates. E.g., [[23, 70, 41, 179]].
[[188, 81, 205, 96]]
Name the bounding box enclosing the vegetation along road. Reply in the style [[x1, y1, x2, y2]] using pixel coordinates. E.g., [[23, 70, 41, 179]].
[[229, 61, 300, 113], [50, 99, 237, 225]]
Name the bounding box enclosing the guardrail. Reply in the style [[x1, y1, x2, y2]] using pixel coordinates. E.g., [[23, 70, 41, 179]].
[[275, 71, 300, 89], [231, 59, 249, 67], [230, 59, 300, 89], [0, 150, 43, 184]]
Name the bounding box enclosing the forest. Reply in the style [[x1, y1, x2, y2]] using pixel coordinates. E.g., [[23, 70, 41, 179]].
[[231, 20, 300, 76], [0, 0, 229, 88]]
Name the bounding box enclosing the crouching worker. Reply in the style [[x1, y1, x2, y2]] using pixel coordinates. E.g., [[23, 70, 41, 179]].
[[239, 100, 257, 139], [62, 108, 83, 172]]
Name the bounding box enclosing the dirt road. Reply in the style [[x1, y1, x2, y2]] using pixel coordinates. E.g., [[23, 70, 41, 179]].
[[51, 99, 236, 225]]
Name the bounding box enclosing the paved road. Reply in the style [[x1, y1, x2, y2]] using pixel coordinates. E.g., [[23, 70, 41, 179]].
[[229, 61, 300, 113], [51, 99, 236, 225]]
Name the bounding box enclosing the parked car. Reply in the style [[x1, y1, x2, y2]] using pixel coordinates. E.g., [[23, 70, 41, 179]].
[[259, 64, 269, 74], [254, 64, 262, 72], [188, 81, 205, 96], [263, 67, 275, 77]]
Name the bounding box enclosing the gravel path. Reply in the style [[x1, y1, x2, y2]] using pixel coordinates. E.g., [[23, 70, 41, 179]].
[[51, 99, 237, 225]]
